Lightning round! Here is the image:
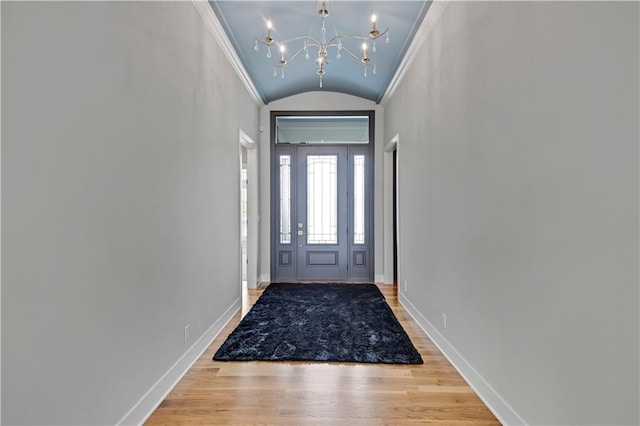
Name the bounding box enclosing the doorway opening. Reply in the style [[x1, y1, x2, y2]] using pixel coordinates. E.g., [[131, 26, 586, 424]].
[[393, 148, 398, 285], [270, 111, 375, 282], [240, 146, 248, 287], [239, 129, 258, 311], [383, 134, 399, 288]]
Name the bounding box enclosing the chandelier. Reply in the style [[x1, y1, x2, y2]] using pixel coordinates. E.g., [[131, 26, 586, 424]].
[[254, 1, 389, 88]]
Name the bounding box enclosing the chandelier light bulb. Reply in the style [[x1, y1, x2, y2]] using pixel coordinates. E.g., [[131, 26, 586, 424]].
[[362, 42, 370, 64], [370, 13, 380, 38], [318, 0, 329, 18], [265, 20, 273, 44]]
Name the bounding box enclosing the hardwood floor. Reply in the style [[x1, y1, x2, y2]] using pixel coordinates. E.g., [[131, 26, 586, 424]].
[[145, 284, 501, 425]]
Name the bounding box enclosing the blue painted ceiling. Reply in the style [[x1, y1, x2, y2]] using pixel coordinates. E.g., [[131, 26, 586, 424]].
[[210, 1, 431, 104]]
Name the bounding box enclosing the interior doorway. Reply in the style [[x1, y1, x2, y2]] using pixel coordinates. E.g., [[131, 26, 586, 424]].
[[240, 146, 248, 286], [239, 130, 258, 290], [393, 148, 398, 285], [383, 134, 399, 286]]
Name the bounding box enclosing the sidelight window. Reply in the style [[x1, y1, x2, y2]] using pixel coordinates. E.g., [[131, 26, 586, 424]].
[[279, 155, 291, 244], [353, 155, 365, 244]]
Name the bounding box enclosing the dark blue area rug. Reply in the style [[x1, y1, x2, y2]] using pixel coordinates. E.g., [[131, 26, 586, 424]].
[[213, 283, 423, 364]]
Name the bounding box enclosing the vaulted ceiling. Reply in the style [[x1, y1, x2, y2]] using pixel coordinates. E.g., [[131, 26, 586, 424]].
[[209, 1, 431, 104]]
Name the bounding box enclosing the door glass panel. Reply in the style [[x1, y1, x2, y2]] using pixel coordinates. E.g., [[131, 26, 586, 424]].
[[307, 155, 337, 244], [279, 155, 291, 244], [353, 155, 365, 244], [276, 116, 369, 144]]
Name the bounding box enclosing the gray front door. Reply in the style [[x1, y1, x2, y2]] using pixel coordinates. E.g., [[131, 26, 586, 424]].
[[296, 146, 348, 280], [272, 144, 373, 282]]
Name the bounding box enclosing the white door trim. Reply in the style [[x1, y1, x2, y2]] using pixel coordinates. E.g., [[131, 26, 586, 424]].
[[239, 129, 259, 289], [383, 134, 399, 285]]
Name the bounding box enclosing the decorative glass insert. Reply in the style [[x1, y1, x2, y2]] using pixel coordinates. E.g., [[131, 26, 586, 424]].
[[276, 116, 369, 144], [353, 155, 365, 244], [279, 155, 291, 244], [307, 155, 338, 244]]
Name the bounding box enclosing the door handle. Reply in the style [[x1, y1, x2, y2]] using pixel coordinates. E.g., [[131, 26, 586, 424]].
[[298, 222, 304, 228], [297, 230, 304, 236]]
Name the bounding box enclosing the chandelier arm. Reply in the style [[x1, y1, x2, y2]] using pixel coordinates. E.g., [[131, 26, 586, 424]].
[[280, 46, 307, 66], [323, 32, 386, 46], [334, 35, 368, 42], [372, 27, 390, 40], [256, 38, 273, 47], [338, 27, 389, 41], [299, 37, 322, 49], [279, 35, 321, 46], [324, 34, 345, 46], [255, 35, 323, 48], [338, 46, 365, 62]]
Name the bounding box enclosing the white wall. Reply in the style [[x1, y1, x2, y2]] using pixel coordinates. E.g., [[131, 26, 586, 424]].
[[258, 92, 385, 284], [1, 2, 259, 424], [384, 1, 639, 425]]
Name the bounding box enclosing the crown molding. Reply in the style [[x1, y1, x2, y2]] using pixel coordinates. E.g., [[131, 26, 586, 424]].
[[192, 1, 264, 106], [380, 0, 449, 105]]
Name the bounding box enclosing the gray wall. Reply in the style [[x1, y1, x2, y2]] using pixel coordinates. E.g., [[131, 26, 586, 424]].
[[384, 1, 639, 424], [2, 2, 259, 424]]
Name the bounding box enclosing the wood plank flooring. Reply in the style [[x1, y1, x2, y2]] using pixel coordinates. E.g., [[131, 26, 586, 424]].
[[145, 284, 501, 425]]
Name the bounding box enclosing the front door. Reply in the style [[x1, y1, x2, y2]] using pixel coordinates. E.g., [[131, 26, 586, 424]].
[[272, 144, 373, 282], [296, 146, 348, 280]]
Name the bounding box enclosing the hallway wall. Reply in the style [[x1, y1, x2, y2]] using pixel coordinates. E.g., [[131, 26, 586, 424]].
[[383, 1, 639, 424], [2, 2, 259, 424]]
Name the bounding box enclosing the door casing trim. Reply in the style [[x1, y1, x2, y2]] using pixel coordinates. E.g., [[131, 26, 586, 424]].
[[269, 110, 375, 282]]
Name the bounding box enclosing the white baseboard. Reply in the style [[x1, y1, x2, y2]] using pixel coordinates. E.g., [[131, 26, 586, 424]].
[[375, 274, 386, 284], [398, 293, 526, 426], [117, 299, 241, 426]]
